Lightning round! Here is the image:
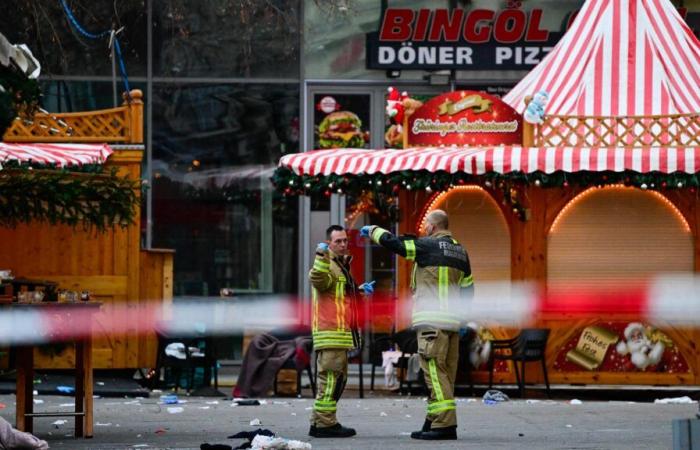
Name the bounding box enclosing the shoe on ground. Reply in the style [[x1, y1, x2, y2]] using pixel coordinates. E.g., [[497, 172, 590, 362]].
[[409, 418, 434, 439], [410, 425, 457, 440], [309, 423, 357, 438]]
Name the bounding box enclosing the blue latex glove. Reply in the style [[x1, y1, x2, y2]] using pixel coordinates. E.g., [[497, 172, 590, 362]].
[[316, 242, 329, 253], [359, 280, 376, 294], [360, 225, 372, 238]]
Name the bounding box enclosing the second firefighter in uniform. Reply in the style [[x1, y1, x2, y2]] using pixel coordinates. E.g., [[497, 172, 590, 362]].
[[361, 209, 473, 441]]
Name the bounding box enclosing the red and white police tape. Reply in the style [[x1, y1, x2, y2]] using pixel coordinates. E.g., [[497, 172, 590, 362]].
[[0, 274, 698, 345]]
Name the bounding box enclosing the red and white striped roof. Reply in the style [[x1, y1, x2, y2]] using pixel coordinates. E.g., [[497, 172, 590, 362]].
[[0, 143, 113, 167], [279, 147, 700, 176], [504, 0, 700, 116]]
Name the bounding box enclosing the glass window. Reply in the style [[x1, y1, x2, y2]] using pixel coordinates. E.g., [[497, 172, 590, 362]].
[[312, 93, 371, 149], [39, 80, 145, 112], [151, 83, 300, 296], [1, 0, 147, 77], [153, 0, 300, 78]]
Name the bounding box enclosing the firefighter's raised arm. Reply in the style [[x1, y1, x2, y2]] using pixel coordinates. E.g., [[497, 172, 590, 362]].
[[360, 225, 420, 262], [309, 242, 333, 291]]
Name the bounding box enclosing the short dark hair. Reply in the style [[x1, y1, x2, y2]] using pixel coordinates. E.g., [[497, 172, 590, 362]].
[[326, 225, 345, 240]]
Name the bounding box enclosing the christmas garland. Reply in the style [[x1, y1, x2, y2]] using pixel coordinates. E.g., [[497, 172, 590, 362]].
[[272, 167, 700, 221], [0, 65, 41, 136], [0, 163, 140, 230]]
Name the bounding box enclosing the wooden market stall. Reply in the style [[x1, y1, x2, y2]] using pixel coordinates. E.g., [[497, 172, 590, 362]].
[[0, 89, 173, 369], [275, 0, 700, 387]]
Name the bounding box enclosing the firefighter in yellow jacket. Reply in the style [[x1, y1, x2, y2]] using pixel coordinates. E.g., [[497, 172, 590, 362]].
[[308, 225, 374, 438], [361, 210, 473, 441]]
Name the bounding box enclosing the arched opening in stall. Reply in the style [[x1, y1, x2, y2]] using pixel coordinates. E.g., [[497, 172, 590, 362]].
[[546, 186, 695, 379], [420, 185, 511, 282], [547, 185, 693, 291]]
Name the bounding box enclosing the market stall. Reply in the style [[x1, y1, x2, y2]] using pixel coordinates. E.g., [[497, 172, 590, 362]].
[[0, 90, 173, 370], [274, 0, 700, 387]]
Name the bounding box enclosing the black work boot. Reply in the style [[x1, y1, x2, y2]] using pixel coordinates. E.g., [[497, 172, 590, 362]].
[[309, 423, 357, 438], [410, 418, 433, 438], [411, 425, 457, 440]]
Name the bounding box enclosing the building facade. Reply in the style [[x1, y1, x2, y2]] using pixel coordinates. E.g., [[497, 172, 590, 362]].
[[4, 0, 700, 356]]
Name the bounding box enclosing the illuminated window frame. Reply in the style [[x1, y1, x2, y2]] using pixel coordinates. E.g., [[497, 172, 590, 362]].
[[418, 185, 488, 234], [549, 185, 690, 234]]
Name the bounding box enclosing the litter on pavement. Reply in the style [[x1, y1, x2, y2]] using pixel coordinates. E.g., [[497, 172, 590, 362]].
[[227, 428, 275, 449], [654, 396, 698, 404], [161, 394, 179, 404], [483, 389, 510, 403], [251, 435, 312, 450]]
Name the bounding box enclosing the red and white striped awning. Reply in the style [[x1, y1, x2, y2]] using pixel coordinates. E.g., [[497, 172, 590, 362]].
[[0, 143, 113, 167], [279, 147, 700, 176], [504, 0, 700, 116]]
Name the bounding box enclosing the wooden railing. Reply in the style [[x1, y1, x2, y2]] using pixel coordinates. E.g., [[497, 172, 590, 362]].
[[534, 113, 700, 147], [3, 89, 143, 144]]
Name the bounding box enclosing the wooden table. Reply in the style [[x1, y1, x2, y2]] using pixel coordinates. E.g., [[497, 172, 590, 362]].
[[6, 302, 101, 438]]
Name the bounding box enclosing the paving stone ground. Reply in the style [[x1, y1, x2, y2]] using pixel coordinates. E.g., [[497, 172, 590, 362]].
[[0, 392, 697, 449]]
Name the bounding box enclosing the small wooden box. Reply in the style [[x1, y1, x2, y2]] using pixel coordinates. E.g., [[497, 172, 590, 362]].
[[276, 368, 298, 396]]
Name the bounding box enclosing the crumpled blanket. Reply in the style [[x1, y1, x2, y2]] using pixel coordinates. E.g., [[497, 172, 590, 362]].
[[233, 334, 312, 398], [0, 417, 48, 450]]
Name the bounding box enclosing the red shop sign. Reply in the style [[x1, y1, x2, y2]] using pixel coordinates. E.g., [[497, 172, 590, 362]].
[[407, 90, 522, 146]]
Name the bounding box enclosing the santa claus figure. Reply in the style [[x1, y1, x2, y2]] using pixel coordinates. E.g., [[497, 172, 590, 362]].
[[386, 87, 407, 132], [466, 322, 492, 369], [615, 322, 665, 370]]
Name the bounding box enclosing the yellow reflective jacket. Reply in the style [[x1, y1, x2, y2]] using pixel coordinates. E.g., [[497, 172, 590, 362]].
[[308, 250, 360, 350], [369, 227, 473, 331]]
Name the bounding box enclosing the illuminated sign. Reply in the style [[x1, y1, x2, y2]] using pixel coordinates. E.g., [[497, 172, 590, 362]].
[[366, 7, 699, 70], [407, 91, 522, 146]]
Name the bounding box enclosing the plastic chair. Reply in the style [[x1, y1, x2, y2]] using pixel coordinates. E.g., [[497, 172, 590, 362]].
[[487, 328, 551, 398], [368, 334, 393, 391], [154, 330, 218, 393], [393, 329, 421, 394], [457, 327, 477, 396]]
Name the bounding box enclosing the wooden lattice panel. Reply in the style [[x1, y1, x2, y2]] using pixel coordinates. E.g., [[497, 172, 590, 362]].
[[3, 107, 129, 143], [3, 90, 143, 144], [537, 113, 700, 147]]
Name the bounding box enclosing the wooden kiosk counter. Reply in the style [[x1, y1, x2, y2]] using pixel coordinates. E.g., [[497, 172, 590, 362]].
[[275, 0, 700, 388], [0, 89, 173, 370]]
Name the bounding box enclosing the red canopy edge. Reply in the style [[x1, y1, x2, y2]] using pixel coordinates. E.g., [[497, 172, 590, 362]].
[[0, 143, 113, 167], [279, 147, 700, 177]]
